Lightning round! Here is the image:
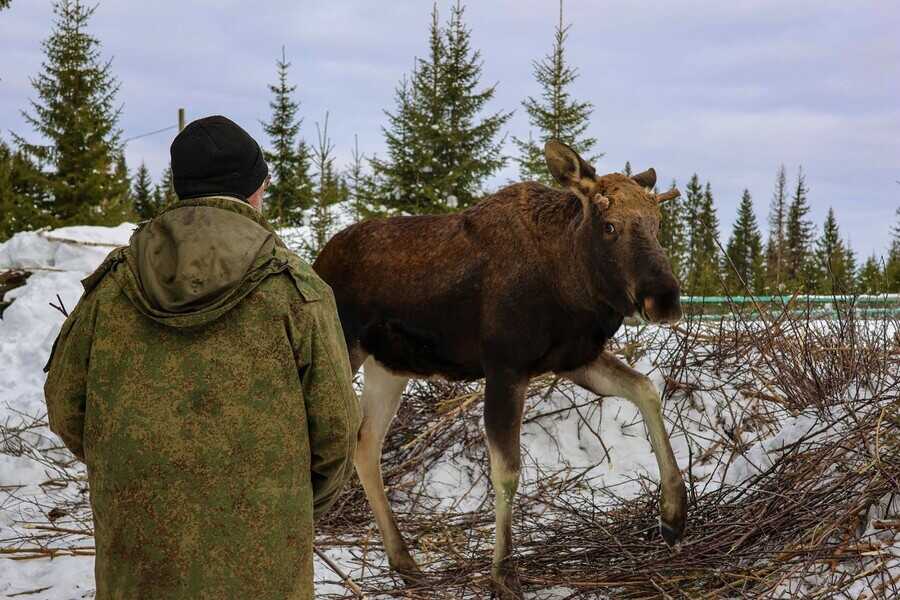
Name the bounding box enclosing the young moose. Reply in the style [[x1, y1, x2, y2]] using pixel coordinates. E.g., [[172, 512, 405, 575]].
[[314, 141, 687, 598]]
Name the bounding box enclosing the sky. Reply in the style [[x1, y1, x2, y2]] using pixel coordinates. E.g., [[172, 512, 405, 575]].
[[1, 1, 898, 257]]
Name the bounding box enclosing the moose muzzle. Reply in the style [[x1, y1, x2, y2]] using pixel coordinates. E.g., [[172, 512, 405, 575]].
[[640, 286, 682, 324]]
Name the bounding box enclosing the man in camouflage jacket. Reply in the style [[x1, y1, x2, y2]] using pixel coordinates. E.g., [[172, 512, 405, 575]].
[[44, 116, 360, 600]]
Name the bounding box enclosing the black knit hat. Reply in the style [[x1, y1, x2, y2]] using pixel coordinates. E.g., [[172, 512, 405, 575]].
[[170, 115, 268, 201]]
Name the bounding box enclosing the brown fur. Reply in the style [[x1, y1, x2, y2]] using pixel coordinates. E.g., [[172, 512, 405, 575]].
[[314, 174, 680, 381], [313, 142, 683, 596]]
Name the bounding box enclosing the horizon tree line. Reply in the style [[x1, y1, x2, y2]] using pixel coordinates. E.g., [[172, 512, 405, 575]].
[[1, 0, 898, 293]]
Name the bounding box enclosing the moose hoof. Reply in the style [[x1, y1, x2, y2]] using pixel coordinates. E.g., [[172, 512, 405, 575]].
[[492, 561, 523, 599], [659, 482, 688, 547], [390, 552, 423, 586], [659, 518, 684, 547]]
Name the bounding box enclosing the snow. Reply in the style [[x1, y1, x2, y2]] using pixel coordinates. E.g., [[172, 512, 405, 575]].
[[0, 224, 355, 598], [1, 223, 897, 598]]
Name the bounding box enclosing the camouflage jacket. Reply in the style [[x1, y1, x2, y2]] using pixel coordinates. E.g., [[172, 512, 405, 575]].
[[44, 196, 360, 600]]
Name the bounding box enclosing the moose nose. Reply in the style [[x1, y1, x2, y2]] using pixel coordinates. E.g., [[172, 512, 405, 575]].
[[642, 290, 682, 324]]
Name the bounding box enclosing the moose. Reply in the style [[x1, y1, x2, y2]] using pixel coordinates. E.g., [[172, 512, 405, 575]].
[[313, 141, 687, 598]]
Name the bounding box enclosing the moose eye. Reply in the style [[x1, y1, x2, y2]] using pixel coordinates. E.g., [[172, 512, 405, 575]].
[[604, 223, 616, 235]]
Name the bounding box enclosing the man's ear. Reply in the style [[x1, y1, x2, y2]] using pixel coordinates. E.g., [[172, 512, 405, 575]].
[[544, 140, 596, 189]]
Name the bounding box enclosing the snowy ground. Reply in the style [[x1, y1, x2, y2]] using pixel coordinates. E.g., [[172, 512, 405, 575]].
[[1, 223, 897, 598]]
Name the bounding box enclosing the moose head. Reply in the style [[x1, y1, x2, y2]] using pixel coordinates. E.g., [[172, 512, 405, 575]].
[[544, 140, 683, 324]]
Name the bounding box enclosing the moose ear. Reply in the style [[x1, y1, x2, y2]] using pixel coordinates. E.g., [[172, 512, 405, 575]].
[[544, 140, 596, 187], [631, 168, 657, 189]]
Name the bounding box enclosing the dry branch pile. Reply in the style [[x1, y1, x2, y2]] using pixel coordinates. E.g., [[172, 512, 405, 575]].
[[0, 269, 31, 317], [2, 305, 898, 599]]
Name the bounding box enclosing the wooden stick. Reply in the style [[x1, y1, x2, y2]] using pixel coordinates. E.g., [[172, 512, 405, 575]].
[[38, 233, 121, 248], [6, 585, 53, 597], [313, 547, 366, 598], [23, 524, 93, 536]]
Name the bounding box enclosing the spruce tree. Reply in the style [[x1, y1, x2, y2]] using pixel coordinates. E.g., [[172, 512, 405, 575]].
[[765, 165, 788, 292], [689, 183, 723, 294], [724, 189, 764, 293], [513, 0, 597, 185], [14, 0, 129, 226], [0, 140, 51, 240], [152, 167, 177, 212], [372, 75, 421, 212], [132, 162, 157, 220], [658, 179, 688, 283], [262, 47, 312, 226], [372, 2, 511, 213], [439, 1, 511, 207], [113, 154, 132, 216], [345, 134, 376, 221], [306, 114, 343, 260], [857, 255, 883, 293], [623, 161, 632, 177], [784, 167, 814, 290], [885, 207, 900, 292], [814, 207, 854, 293], [682, 174, 703, 293], [844, 241, 858, 292]]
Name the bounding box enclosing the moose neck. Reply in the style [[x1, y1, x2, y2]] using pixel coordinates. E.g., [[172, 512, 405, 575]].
[[569, 203, 609, 311], [528, 189, 610, 314]]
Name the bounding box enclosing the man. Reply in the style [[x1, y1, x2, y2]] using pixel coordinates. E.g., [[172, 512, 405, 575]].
[[44, 115, 360, 600]]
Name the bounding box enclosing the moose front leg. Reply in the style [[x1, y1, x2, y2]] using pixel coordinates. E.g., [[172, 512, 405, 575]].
[[483, 370, 528, 599], [561, 351, 688, 545], [354, 358, 419, 578]]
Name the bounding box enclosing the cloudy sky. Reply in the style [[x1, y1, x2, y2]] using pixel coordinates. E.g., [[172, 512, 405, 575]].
[[1, 1, 898, 257]]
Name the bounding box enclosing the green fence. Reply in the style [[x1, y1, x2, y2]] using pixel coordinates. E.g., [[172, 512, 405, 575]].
[[677, 294, 900, 320]]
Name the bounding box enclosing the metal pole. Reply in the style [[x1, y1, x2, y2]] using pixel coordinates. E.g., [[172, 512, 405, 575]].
[[178, 108, 185, 132]]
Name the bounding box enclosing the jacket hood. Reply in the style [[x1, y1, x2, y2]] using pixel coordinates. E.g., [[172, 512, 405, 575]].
[[115, 196, 289, 328]]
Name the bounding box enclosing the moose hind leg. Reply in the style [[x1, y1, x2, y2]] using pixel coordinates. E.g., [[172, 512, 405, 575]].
[[560, 351, 688, 545], [483, 371, 528, 599], [354, 358, 419, 576]]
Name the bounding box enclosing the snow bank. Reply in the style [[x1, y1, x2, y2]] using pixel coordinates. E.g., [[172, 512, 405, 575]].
[[0, 223, 366, 598], [0, 227, 138, 599]]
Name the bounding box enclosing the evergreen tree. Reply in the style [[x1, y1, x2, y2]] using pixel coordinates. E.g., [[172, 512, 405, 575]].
[[441, 1, 510, 207], [765, 165, 788, 291], [844, 241, 858, 292], [682, 174, 703, 292], [0, 140, 51, 240], [857, 255, 883, 293], [306, 114, 343, 260], [724, 189, 765, 293], [513, 0, 597, 185], [885, 207, 900, 292], [14, 0, 129, 226], [689, 183, 723, 294], [132, 162, 158, 219], [372, 75, 420, 212], [152, 166, 177, 212], [813, 207, 854, 293], [622, 161, 632, 177], [372, 2, 511, 213], [658, 179, 688, 283], [262, 47, 312, 226], [345, 134, 377, 221], [1, 1, 11, 11], [784, 167, 814, 290], [113, 153, 132, 216]]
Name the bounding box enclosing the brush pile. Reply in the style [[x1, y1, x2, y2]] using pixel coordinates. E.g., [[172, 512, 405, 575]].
[[2, 302, 898, 599]]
